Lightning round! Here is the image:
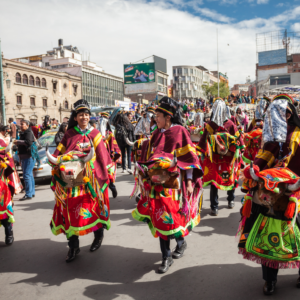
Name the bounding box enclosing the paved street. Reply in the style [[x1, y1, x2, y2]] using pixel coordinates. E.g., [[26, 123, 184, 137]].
[[0, 172, 299, 300]]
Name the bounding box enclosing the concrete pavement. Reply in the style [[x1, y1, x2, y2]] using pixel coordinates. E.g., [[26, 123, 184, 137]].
[[0, 172, 299, 300]]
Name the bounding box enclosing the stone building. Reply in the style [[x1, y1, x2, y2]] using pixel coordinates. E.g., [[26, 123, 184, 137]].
[[0, 57, 81, 125]]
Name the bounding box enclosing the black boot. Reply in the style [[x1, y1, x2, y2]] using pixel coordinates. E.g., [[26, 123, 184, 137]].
[[65, 247, 80, 263], [90, 228, 104, 252], [5, 232, 14, 245], [157, 257, 173, 274], [263, 281, 276, 295], [109, 182, 118, 198], [297, 276, 300, 288], [2, 220, 14, 246], [172, 240, 187, 259]]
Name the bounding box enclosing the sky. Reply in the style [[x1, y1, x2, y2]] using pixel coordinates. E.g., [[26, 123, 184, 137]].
[[0, 0, 300, 87]]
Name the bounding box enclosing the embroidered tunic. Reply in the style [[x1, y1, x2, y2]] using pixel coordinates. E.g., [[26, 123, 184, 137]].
[[132, 125, 203, 240], [49, 126, 113, 238]]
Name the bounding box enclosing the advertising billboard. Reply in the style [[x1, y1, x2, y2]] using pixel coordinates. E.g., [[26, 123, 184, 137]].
[[124, 63, 155, 84], [115, 100, 130, 111]]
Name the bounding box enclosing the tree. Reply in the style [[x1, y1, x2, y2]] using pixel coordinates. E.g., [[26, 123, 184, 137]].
[[201, 81, 230, 99]]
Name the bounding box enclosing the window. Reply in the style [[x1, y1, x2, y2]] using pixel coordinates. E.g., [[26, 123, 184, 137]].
[[23, 74, 28, 84], [173, 68, 176, 74], [17, 95, 22, 105], [30, 119, 37, 125], [64, 101, 68, 109], [45, 62, 50, 67], [43, 98, 47, 107], [16, 73, 21, 83], [30, 97, 35, 106], [158, 76, 164, 84], [190, 69, 193, 74], [184, 68, 188, 74], [53, 81, 57, 91], [72, 53, 74, 59], [42, 78, 46, 88], [178, 68, 182, 74], [36, 77, 40, 87], [270, 75, 291, 85], [63, 83, 67, 89], [29, 76, 34, 85], [73, 85, 78, 94], [54, 100, 57, 106], [164, 79, 167, 86]]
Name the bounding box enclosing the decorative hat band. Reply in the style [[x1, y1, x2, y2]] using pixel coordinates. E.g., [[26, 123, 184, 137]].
[[101, 112, 110, 118], [273, 93, 294, 104], [156, 106, 173, 116], [263, 96, 271, 102], [75, 105, 90, 111]]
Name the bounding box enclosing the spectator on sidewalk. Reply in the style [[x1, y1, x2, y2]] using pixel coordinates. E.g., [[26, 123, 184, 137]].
[[15, 120, 36, 201], [8, 118, 17, 140], [55, 122, 68, 146], [115, 114, 134, 174]]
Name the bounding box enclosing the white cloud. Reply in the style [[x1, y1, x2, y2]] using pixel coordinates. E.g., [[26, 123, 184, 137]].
[[276, 3, 284, 7], [257, 0, 269, 4], [291, 23, 300, 31], [0, 0, 299, 86]]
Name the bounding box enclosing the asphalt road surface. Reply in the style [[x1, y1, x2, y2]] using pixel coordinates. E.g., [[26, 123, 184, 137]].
[[0, 172, 299, 300]]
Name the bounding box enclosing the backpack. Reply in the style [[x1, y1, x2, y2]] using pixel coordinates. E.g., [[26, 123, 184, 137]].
[[115, 125, 128, 147]]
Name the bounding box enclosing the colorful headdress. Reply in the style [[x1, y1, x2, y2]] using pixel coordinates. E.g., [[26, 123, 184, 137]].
[[213, 97, 224, 103], [147, 106, 156, 114], [156, 97, 177, 117], [73, 99, 91, 114], [263, 96, 271, 103], [100, 112, 110, 119], [272, 94, 294, 105]]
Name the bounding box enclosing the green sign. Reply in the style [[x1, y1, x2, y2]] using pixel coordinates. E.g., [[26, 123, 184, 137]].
[[124, 63, 155, 84]]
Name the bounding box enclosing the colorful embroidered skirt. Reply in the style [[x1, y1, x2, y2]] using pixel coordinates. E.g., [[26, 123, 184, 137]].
[[50, 185, 110, 239], [202, 153, 240, 190], [237, 201, 300, 269], [132, 181, 203, 240], [0, 180, 14, 224]]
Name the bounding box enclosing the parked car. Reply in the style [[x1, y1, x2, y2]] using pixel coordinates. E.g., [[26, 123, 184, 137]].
[[14, 129, 58, 180]]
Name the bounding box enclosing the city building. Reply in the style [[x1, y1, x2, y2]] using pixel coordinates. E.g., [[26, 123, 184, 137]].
[[13, 39, 124, 108], [172, 65, 209, 100], [0, 56, 81, 124], [255, 30, 300, 97], [211, 71, 229, 87], [248, 81, 257, 98], [231, 83, 250, 96], [124, 56, 169, 104]]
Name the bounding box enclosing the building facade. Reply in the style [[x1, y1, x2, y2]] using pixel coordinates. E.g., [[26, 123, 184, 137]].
[[172, 65, 206, 100], [231, 83, 250, 96], [13, 39, 124, 108], [0, 57, 81, 124]]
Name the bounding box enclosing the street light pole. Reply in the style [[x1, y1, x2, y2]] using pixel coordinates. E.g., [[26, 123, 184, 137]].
[[0, 39, 6, 125], [217, 28, 220, 98]]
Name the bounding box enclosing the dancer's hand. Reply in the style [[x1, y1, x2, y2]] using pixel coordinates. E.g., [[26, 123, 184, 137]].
[[187, 179, 193, 195]]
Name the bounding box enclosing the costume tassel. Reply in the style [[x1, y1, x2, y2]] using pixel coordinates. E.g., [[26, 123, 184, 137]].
[[284, 201, 296, 219], [242, 198, 252, 218]]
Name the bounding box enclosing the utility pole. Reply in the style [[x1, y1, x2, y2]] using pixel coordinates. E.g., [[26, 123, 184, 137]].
[[217, 29, 220, 98], [0, 39, 6, 125]]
